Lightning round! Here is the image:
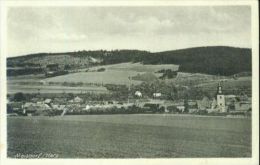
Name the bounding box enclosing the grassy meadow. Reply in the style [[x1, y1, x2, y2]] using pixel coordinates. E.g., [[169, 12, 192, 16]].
[[45, 70, 143, 85], [44, 63, 179, 85], [7, 115, 251, 158]]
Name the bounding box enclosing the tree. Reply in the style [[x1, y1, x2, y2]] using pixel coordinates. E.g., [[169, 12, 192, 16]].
[[7, 104, 13, 114], [184, 97, 189, 113], [13, 92, 26, 102]]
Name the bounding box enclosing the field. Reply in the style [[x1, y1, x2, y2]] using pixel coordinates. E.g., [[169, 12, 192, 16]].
[[7, 84, 108, 94], [44, 63, 179, 85], [196, 76, 252, 95], [197, 77, 252, 89], [7, 115, 251, 158], [89, 62, 179, 72]]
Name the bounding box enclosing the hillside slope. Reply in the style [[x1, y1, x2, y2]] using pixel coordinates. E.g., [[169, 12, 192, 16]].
[[7, 46, 251, 76]]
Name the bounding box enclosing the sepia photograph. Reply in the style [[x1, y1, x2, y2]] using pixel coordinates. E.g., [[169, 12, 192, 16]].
[[0, 0, 259, 165]]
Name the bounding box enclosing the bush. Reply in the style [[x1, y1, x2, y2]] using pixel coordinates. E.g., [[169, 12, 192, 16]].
[[7, 68, 44, 76], [97, 68, 106, 72], [197, 110, 208, 115], [167, 105, 180, 113]]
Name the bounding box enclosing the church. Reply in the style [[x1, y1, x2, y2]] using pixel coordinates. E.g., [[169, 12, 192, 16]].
[[197, 82, 227, 113]]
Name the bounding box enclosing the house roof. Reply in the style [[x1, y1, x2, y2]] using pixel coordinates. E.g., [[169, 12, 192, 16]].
[[44, 99, 52, 104], [74, 96, 83, 102], [23, 102, 34, 108]]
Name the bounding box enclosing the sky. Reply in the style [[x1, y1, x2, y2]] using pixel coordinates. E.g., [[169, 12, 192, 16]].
[[7, 6, 251, 57]]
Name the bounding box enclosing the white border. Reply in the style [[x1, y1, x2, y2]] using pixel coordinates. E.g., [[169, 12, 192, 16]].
[[0, 1, 259, 165]]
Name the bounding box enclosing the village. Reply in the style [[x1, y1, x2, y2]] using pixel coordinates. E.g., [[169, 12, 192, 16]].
[[7, 82, 251, 117]]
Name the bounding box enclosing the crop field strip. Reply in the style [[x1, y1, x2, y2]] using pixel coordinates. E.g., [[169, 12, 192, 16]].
[[7, 115, 251, 158], [7, 84, 108, 94]]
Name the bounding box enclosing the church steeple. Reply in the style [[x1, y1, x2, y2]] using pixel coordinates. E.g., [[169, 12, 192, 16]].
[[217, 82, 222, 94], [216, 82, 226, 113]]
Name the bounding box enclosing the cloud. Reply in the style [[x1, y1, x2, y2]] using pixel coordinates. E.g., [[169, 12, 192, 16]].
[[42, 33, 87, 41], [7, 6, 251, 56]]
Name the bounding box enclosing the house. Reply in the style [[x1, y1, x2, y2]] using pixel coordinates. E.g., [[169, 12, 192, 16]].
[[23, 102, 51, 111], [211, 98, 217, 109], [53, 97, 67, 104], [23, 102, 34, 109], [239, 94, 250, 101], [69, 96, 83, 103], [134, 91, 142, 97], [188, 100, 198, 113], [74, 96, 83, 103], [31, 97, 41, 103], [197, 96, 211, 110], [188, 100, 197, 108], [143, 103, 162, 112], [51, 104, 66, 111], [225, 95, 237, 105], [44, 98, 52, 104], [235, 101, 251, 111], [153, 93, 162, 98], [176, 105, 185, 112], [9, 102, 23, 112], [85, 105, 91, 110]]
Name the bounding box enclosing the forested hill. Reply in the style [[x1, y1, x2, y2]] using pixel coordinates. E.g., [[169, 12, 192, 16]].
[[145, 46, 252, 76], [7, 46, 251, 76]]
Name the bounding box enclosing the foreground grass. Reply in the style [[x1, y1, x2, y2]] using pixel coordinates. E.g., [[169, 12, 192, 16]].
[[7, 114, 251, 158]]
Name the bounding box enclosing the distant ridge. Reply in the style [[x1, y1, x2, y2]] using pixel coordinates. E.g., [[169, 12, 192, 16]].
[[7, 46, 251, 76], [144, 46, 251, 76]]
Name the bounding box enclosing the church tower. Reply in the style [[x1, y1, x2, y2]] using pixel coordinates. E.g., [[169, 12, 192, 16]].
[[216, 82, 226, 112]]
